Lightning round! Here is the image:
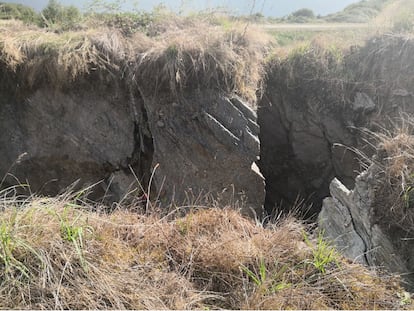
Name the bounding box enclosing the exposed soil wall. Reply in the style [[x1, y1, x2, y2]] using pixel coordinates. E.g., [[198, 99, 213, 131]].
[[259, 35, 414, 217], [0, 73, 152, 203], [138, 89, 263, 211], [0, 75, 264, 213], [0, 25, 265, 214]]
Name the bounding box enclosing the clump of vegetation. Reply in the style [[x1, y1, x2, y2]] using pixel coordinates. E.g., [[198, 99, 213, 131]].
[[0, 2, 38, 24], [135, 23, 270, 99], [0, 0, 82, 31], [0, 190, 409, 309], [0, 12, 270, 101], [363, 118, 414, 234], [348, 117, 414, 292], [40, 0, 82, 31], [344, 34, 414, 105], [93, 11, 155, 36], [84, 0, 164, 36], [286, 8, 317, 23], [325, 0, 389, 23], [292, 8, 316, 19], [265, 41, 346, 111]]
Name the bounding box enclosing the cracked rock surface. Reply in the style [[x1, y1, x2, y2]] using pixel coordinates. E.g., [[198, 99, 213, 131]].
[[319, 165, 414, 289], [0, 78, 264, 214], [139, 89, 264, 216]]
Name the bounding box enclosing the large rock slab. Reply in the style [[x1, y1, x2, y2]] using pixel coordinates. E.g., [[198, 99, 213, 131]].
[[140, 90, 264, 216], [319, 166, 414, 289]]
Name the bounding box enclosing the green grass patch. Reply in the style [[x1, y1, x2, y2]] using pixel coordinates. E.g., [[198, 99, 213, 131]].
[[269, 30, 316, 47]]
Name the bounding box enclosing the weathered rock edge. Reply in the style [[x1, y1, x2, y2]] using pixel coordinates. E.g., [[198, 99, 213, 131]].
[[319, 165, 414, 289]]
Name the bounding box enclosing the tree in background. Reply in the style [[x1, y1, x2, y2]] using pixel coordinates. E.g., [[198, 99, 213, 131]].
[[287, 8, 315, 23], [0, 2, 39, 24], [41, 0, 81, 31], [291, 8, 315, 19]]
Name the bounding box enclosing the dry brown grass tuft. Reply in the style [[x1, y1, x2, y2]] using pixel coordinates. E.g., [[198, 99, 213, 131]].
[[345, 33, 414, 101], [380, 132, 414, 179], [0, 26, 137, 89], [0, 192, 409, 310], [361, 117, 414, 233], [0, 18, 270, 101], [0, 196, 204, 309], [132, 23, 270, 101]]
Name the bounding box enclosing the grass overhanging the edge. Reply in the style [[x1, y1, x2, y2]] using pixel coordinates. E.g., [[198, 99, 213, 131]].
[[0, 17, 270, 102]]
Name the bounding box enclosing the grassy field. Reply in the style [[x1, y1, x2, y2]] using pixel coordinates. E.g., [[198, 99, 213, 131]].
[[259, 0, 414, 54]]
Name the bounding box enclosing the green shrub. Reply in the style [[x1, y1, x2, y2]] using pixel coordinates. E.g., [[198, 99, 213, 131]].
[[84, 0, 156, 35], [324, 0, 389, 23], [0, 2, 39, 24], [98, 12, 154, 36], [291, 8, 315, 19], [40, 0, 82, 31], [286, 8, 316, 23]]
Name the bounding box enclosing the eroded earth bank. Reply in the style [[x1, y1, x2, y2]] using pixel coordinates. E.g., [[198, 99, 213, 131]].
[[1, 23, 414, 289]]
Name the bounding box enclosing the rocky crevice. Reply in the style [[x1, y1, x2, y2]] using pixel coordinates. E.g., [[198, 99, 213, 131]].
[[103, 93, 155, 205], [258, 79, 361, 218], [256, 38, 410, 218], [256, 37, 414, 288]]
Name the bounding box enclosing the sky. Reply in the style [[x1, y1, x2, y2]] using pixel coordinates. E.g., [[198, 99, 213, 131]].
[[4, 0, 360, 17]]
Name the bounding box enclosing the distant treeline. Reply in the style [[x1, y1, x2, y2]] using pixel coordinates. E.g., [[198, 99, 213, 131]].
[[0, 0, 82, 30], [0, 0, 395, 33]]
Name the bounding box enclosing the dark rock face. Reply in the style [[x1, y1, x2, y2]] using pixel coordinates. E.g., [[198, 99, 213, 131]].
[[313, 36, 414, 289], [0, 82, 142, 201], [139, 90, 264, 215], [0, 76, 263, 213], [4, 34, 414, 221]]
